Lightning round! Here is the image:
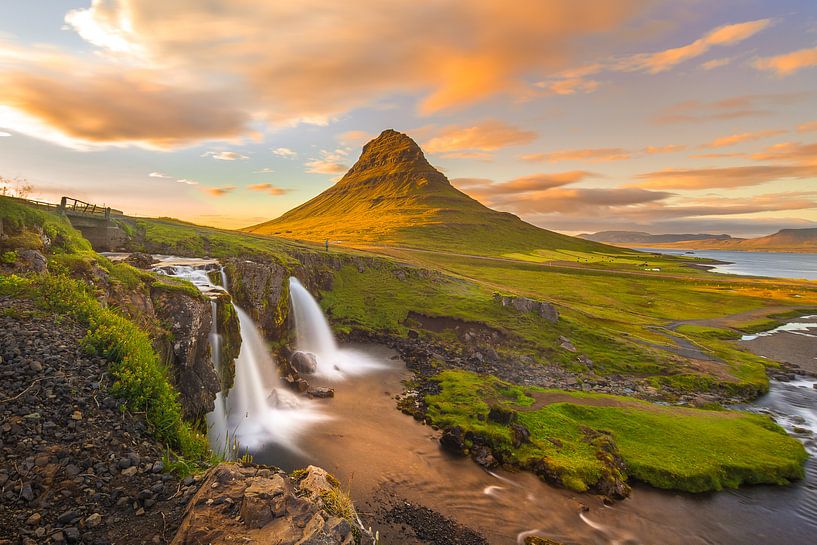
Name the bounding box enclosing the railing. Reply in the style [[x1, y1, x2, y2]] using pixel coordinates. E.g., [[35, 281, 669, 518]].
[[4, 195, 122, 219]]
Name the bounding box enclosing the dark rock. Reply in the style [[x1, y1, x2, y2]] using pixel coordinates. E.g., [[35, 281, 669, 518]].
[[472, 446, 498, 468], [290, 351, 318, 374], [17, 249, 48, 273], [440, 427, 467, 454], [511, 423, 531, 447], [487, 405, 516, 425], [123, 252, 157, 269]]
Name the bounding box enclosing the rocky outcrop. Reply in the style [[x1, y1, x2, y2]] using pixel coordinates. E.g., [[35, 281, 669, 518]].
[[494, 294, 559, 322], [224, 257, 290, 340], [171, 464, 356, 545], [151, 286, 220, 419], [124, 252, 157, 269], [213, 292, 242, 391]]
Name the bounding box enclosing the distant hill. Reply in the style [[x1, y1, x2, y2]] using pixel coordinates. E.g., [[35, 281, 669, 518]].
[[582, 229, 817, 253], [245, 130, 627, 257], [579, 231, 735, 244]]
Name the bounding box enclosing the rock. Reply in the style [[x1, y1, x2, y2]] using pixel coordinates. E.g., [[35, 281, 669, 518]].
[[298, 466, 336, 499], [63, 527, 81, 543], [494, 294, 559, 322], [240, 475, 289, 528], [307, 386, 335, 398], [151, 461, 164, 473], [472, 446, 497, 468], [71, 410, 82, 420], [124, 252, 157, 269], [85, 513, 103, 528], [525, 537, 564, 545], [25, 513, 41, 526], [291, 351, 319, 374], [57, 510, 80, 524], [487, 405, 516, 425], [121, 466, 138, 477], [558, 336, 577, 353], [440, 426, 467, 454], [511, 423, 531, 447], [17, 249, 48, 273], [152, 287, 219, 419]]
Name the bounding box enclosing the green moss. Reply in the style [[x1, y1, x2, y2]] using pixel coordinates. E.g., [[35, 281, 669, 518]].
[[425, 370, 807, 494], [1, 250, 17, 264]]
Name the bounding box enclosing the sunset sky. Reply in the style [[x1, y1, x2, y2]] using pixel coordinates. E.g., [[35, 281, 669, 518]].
[[1, 0, 816, 236]]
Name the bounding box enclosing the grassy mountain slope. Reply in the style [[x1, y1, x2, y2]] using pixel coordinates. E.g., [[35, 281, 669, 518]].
[[245, 129, 630, 258]]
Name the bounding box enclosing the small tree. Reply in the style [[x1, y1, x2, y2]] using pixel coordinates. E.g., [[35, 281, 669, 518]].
[[0, 176, 34, 198]]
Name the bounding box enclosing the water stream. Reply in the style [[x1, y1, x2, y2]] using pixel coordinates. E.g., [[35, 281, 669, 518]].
[[157, 260, 816, 544]]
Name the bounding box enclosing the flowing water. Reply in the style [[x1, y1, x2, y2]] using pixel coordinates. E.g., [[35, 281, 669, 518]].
[[157, 261, 817, 544]]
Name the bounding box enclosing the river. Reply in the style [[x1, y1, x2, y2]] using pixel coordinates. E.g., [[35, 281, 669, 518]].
[[638, 248, 817, 281]]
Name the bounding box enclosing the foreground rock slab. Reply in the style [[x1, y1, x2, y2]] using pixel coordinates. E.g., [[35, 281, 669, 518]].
[[171, 463, 354, 545]]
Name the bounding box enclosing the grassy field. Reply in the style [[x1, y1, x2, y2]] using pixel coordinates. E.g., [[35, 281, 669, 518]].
[[425, 370, 807, 493]]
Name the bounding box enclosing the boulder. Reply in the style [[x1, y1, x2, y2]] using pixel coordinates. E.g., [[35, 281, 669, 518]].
[[124, 252, 157, 269], [291, 351, 318, 374], [487, 405, 516, 425], [472, 445, 498, 468], [17, 249, 48, 273], [511, 423, 531, 448]]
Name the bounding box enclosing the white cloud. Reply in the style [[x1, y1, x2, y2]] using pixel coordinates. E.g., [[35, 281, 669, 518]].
[[201, 150, 250, 160], [271, 147, 297, 158], [149, 171, 172, 178]]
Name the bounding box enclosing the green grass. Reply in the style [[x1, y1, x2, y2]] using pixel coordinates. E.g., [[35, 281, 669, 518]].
[[0, 273, 208, 460], [0, 196, 91, 254], [425, 370, 807, 493]]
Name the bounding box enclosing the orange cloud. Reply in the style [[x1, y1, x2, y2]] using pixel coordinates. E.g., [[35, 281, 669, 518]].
[[424, 120, 536, 154], [754, 45, 817, 76], [653, 93, 809, 124], [247, 183, 290, 196], [750, 142, 817, 166], [452, 171, 595, 197], [621, 19, 770, 74], [522, 148, 630, 163], [643, 144, 686, 154], [798, 121, 817, 133], [700, 57, 732, 70], [34, 0, 642, 146], [203, 186, 237, 197], [634, 165, 817, 189], [202, 151, 249, 160], [701, 129, 785, 149], [546, 78, 601, 95]]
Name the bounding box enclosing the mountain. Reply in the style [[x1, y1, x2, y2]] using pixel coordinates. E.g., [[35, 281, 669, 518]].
[[581, 228, 817, 253], [579, 231, 736, 244], [246, 129, 624, 257]]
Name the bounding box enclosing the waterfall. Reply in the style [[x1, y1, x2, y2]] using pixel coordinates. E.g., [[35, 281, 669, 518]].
[[288, 276, 383, 379], [157, 261, 326, 454], [289, 277, 338, 358]]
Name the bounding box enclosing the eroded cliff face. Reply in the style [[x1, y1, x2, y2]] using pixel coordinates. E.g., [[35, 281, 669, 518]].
[[151, 286, 220, 419], [223, 257, 291, 341]]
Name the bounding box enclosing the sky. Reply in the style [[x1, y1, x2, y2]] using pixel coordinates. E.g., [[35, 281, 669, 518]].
[[0, 0, 816, 237]]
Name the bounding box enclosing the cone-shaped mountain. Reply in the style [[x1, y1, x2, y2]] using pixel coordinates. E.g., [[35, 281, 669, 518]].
[[245, 129, 620, 256]]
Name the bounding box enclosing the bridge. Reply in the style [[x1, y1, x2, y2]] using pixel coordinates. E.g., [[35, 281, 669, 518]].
[[11, 196, 128, 251]]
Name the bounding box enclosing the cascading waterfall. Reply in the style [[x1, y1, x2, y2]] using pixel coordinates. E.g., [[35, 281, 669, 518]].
[[288, 276, 383, 379], [289, 277, 338, 358], [157, 261, 325, 455]]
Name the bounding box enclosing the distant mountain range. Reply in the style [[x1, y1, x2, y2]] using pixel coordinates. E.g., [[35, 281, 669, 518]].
[[580, 229, 817, 253], [245, 129, 624, 257]]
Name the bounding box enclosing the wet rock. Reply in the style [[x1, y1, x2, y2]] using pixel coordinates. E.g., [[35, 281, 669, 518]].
[[307, 386, 335, 398], [291, 351, 318, 374], [472, 446, 498, 468], [124, 252, 157, 269], [525, 537, 564, 545], [440, 426, 467, 454]]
